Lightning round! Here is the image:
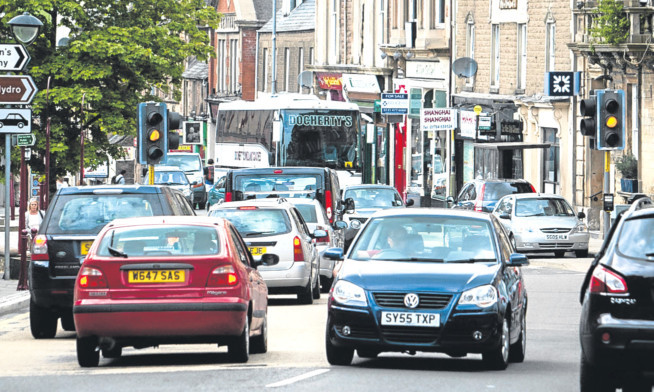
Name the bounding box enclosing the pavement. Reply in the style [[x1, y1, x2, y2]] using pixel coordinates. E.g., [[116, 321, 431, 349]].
[[0, 205, 606, 317]]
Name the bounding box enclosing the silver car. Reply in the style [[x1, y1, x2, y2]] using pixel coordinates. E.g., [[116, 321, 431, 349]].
[[492, 193, 590, 258]]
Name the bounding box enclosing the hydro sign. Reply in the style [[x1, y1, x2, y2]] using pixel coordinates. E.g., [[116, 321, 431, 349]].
[[0, 75, 38, 104]]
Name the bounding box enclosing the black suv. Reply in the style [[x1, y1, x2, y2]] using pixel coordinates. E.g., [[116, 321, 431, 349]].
[[223, 167, 343, 223], [449, 179, 535, 213], [29, 185, 195, 339], [579, 196, 654, 391]]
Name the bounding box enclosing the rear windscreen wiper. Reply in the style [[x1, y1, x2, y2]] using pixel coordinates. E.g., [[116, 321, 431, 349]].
[[108, 246, 128, 258]]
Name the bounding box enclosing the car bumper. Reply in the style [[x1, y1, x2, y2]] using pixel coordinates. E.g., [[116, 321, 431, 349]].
[[327, 303, 503, 353], [515, 232, 589, 253], [73, 298, 247, 338], [259, 262, 311, 289], [29, 261, 75, 311], [581, 313, 654, 370]]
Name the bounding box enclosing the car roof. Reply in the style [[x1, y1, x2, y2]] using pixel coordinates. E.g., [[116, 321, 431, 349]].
[[343, 184, 398, 191], [230, 167, 329, 175], [57, 185, 166, 195], [153, 166, 185, 172], [213, 198, 295, 209], [470, 178, 531, 184], [286, 198, 322, 206], [511, 193, 564, 200], [371, 207, 493, 221], [106, 216, 226, 229]]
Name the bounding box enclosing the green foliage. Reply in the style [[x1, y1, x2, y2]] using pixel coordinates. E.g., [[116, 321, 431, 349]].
[[615, 153, 638, 179], [590, 0, 630, 45], [0, 0, 220, 180]]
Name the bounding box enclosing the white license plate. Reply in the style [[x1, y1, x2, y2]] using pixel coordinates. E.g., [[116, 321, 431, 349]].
[[381, 312, 440, 327], [546, 234, 568, 240]]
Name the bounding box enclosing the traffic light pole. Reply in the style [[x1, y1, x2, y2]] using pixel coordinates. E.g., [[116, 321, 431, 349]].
[[149, 165, 155, 185], [604, 151, 610, 239]]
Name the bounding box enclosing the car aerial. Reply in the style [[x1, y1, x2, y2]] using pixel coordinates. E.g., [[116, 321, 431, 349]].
[[206, 174, 227, 210], [579, 196, 654, 392], [323, 208, 529, 369], [492, 193, 590, 258], [340, 184, 412, 250], [28, 185, 195, 339], [161, 152, 207, 209], [449, 178, 536, 213], [0, 113, 29, 128], [223, 166, 343, 224], [209, 198, 326, 304], [73, 216, 278, 367], [287, 198, 345, 293], [144, 166, 194, 205]]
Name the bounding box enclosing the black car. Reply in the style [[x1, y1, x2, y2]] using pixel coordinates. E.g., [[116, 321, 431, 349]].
[[223, 166, 343, 223], [28, 185, 195, 339], [324, 208, 529, 369], [0, 113, 29, 128], [579, 196, 654, 392], [449, 179, 535, 213]]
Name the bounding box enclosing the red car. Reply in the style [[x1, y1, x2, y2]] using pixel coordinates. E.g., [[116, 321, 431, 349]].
[[73, 216, 278, 367]]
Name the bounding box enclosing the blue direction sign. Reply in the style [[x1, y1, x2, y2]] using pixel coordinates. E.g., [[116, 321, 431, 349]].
[[0, 108, 31, 134], [0, 44, 30, 71]]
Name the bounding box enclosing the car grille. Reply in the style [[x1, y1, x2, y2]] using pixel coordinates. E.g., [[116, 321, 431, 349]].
[[538, 243, 574, 249], [335, 324, 377, 339], [380, 326, 439, 344], [372, 292, 452, 309], [540, 228, 571, 234]]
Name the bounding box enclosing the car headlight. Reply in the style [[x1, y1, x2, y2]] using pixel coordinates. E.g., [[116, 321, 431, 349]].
[[332, 280, 367, 307], [458, 285, 498, 308], [571, 222, 588, 234], [513, 225, 535, 234], [350, 220, 361, 229]]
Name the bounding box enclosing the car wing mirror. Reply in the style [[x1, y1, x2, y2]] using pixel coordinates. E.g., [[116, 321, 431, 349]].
[[324, 247, 344, 260], [333, 220, 347, 230], [508, 253, 529, 267], [499, 213, 511, 220], [577, 211, 586, 220], [446, 196, 455, 204], [312, 229, 328, 239], [344, 197, 355, 213], [405, 199, 414, 207]]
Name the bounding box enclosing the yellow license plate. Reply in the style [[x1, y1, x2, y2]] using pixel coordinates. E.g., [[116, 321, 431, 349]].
[[81, 241, 93, 256], [128, 270, 186, 284], [249, 247, 267, 256]]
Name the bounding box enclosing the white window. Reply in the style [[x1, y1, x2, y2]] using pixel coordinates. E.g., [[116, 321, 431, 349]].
[[490, 24, 500, 88], [466, 21, 475, 87], [517, 24, 527, 90], [284, 48, 290, 92], [262, 48, 268, 92], [430, 0, 445, 28], [545, 22, 556, 72], [331, 0, 338, 62], [229, 39, 238, 93], [218, 40, 226, 92]]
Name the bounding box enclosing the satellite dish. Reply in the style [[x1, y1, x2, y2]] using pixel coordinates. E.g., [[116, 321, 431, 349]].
[[298, 70, 314, 89], [452, 57, 478, 78]]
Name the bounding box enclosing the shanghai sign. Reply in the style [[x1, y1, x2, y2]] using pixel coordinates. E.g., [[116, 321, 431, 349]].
[[0, 75, 38, 104]]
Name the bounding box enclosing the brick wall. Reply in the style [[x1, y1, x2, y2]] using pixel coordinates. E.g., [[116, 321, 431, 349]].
[[242, 29, 257, 101], [258, 31, 315, 94]]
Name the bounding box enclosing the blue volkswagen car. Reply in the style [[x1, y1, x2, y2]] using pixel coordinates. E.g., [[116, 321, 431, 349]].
[[324, 208, 529, 369]]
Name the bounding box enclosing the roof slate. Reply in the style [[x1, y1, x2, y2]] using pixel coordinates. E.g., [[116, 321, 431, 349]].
[[259, 0, 315, 33]]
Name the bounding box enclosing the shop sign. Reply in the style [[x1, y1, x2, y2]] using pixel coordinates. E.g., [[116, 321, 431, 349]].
[[421, 108, 457, 132], [460, 111, 477, 139], [342, 74, 380, 93], [409, 88, 422, 118], [406, 61, 444, 80], [478, 116, 492, 131], [317, 73, 342, 90]]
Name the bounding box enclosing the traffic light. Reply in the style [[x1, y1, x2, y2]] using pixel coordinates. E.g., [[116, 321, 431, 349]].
[[579, 95, 598, 137], [138, 102, 168, 165], [167, 110, 181, 150], [597, 89, 625, 150]]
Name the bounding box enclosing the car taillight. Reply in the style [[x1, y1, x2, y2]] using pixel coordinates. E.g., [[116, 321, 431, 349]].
[[293, 236, 304, 262], [316, 226, 330, 243], [326, 190, 333, 223], [31, 235, 48, 261], [78, 267, 108, 289], [589, 265, 628, 295], [529, 184, 536, 192], [207, 265, 238, 287], [474, 184, 486, 212], [225, 192, 232, 202]]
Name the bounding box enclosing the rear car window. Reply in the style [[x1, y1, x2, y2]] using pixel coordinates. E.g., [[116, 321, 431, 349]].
[[484, 182, 533, 200], [47, 194, 161, 235], [344, 188, 403, 208], [210, 208, 291, 237], [235, 174, 321, 200], [295, 204, 318, 223], [616, 217, 654, 259], [96, 226, 219, 257]]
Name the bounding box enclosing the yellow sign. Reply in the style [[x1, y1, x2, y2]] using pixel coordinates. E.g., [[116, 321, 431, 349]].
[[473, 105, 483, 116]]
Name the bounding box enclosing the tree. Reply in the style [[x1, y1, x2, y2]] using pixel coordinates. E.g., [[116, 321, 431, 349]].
[[0, 0, 220, 185], [590, 0, 630, 46]]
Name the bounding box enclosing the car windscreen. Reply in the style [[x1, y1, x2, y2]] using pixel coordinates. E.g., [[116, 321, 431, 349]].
[[484, 182, 533, 200], [96, 225, 220, 257], [47, 194, 162, 235], [344, 188, 403, 208], [153, 171, 189, 185], [349, 215, 497, 263], [514, 198, 575, 217], [294, 204, 318, 223], [234, 174, 322, 200], [165, 155, 202, 172], [616, 216, 654, 259], [210, 208, 291, 237]]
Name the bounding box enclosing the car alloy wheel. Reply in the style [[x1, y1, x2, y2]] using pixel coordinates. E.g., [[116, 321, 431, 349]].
[[482, 317, 510, 370], [77, 336, 100, 367], [228, 316, 250, 363], [30, 299, 57, 339]]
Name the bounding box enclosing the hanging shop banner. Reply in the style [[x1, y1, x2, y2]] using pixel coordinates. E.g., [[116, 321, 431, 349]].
[[421, 108, 457, 132], [316, 73, 342, 90], [460, 111, 477, 139]]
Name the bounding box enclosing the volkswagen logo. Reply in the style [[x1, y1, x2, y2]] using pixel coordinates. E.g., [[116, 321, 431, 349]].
[[404, 293, 420, 308]]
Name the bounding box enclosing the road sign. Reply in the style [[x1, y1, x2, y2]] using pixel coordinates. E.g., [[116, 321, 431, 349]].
[[0, 44, 30, 71], [0, 108, 31, 134], [381, 93, 409, 115], [0, 75, 38, 104], [16, 133, 35, 146]]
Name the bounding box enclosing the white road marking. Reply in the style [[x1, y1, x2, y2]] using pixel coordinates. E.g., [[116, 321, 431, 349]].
[[265, 368, 330, 388]]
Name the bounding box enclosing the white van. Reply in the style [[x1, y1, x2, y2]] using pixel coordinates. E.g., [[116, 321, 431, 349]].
[[159, 152, 207, 209]]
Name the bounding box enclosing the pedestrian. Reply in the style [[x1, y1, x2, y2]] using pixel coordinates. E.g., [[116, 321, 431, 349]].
[[204, 159, 215, 185], [25, 198, 45, 233], [115, 170, 126, 185]]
